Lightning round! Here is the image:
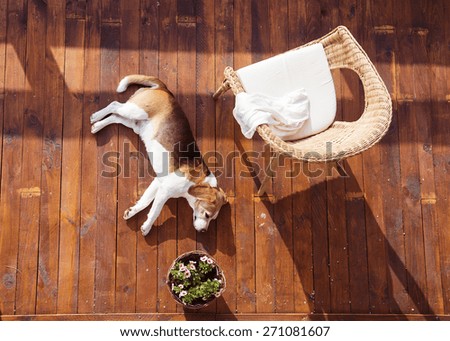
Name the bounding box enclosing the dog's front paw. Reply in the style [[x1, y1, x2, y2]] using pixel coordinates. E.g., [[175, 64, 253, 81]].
[[141, 223, 152, 236], [91, 122, 102, 134], [90, 113, 98, 124], [123, 208, 135, 220]]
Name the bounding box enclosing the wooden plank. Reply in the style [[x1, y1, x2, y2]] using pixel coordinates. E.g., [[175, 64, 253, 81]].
[[396, 95, 426, 315], [233, 0, 256, 313], [135, 0, 159, 313], [0, 0, 27, 315], [193, 1, 216, 280], [427, 0, 448, 315], [175, 0, 203, 314], [361, 149, 388, 315], [0, 0, 4, 213], [428, 0, 450, 314], [213, 0, 235, 197], [94, 22, 120, 313], [422, 200, 444, 313], [0, 0, 6, 97], [255, 194, 276, 313], [410, 34, 436, 315], [57, 18, 85, 314], [114, 0, 140, 313], [411, 7, 436, 201], [156, 0, 178, 313], [340, 72, 370, 314], [337, 0, 370, 314], [358, 0, 390, 314], [184, 0, 216, 314], [36, 0, 66, 314], [288, 0, 314, 314], [0, 0, 6, 255], [15, 0, 47, 315], [268, 0, 295, 313], [319, 0, 351, 314], [411, 2, 443, 315], [250, 0, 276, 314], [0, 0, 5, 197], [304, 2, 333, 313], [369, 0, 411, 314], [337, 32, 369, 315], [292, 173, 314, 313], [327, 172, 350, 314], [78, 0, 100, 314], [393, 0, 428, 314], [176, 0, 197, 260], [213, 0, 237, 314], [309, 169, 330, 313]]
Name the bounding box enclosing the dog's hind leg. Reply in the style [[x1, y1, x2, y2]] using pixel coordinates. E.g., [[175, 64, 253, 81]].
[[91, 114, 139, 134], [123, 180, 159, 220], [90, 101, 122, 123], [140, 189, 170, 236]]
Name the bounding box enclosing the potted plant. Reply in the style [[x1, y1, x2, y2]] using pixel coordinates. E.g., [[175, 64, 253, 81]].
[[167, 250, 226, 309]]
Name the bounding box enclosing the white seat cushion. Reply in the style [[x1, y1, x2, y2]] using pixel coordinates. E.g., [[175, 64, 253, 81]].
[[236, 43, 336, 139]]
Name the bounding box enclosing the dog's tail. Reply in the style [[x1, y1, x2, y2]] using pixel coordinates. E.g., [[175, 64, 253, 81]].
[[116, 74, 166, 93]]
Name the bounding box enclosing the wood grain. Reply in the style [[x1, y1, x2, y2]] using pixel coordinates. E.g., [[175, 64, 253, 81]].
[[135, 0, 159, 314], [37, 0, 65, 315], [57, 18, 85, 314], [288, 0, 314, 315], [0, 0, 27, 315], [15, 0, 47, 315], [78, 0, 100, 314], [156, 0, 178, 314], [394, 0, 428, 314], [115, 0, 140, 313], [338, 0, 369, 314], [233, 0, 256, 313], [94, 22, 119, 313]]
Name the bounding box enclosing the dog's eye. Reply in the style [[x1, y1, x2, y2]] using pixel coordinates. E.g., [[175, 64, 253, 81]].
[[205, 213, 210, 219]]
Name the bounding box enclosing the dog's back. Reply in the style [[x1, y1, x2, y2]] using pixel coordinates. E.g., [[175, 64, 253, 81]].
[[120, 75, 208, 176]]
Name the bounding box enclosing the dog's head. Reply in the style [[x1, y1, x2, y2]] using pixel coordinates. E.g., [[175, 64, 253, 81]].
[[188, 184, 228, 233]]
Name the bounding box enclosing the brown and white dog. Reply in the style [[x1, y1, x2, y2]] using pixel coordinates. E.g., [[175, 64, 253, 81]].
[[90, 75, 227, 235]]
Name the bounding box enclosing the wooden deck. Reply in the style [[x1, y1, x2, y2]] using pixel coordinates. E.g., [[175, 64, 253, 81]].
[[0, 0, 449, 321]]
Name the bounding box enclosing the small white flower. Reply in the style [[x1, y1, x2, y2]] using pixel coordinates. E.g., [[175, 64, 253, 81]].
[[179, 290, 187, 298], [184, 270, 191, 278], [206, 258, 214, 265], [200, 256, 208, 262], [189, 264, 196, 271], [178, 284, 184, 289], [179, 264, 187, 272]]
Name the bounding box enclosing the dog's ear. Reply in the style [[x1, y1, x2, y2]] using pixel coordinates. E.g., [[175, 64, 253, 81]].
[[188, 184, 228, 205], [188, 184, 215, 202], [218, 187, 228, 204]]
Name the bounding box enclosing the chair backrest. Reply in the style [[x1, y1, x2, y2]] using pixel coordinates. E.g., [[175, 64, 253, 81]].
[[235, 43, 337, 140]]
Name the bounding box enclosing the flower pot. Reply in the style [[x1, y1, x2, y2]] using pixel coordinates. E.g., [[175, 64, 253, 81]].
[[166, 250, 226, 309]]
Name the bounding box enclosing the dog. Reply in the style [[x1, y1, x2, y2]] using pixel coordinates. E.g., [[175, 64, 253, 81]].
[[90, 75, 227, 236]]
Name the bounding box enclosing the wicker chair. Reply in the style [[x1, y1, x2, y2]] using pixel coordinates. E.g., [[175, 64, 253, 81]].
[[213, 26, 392, 194]]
